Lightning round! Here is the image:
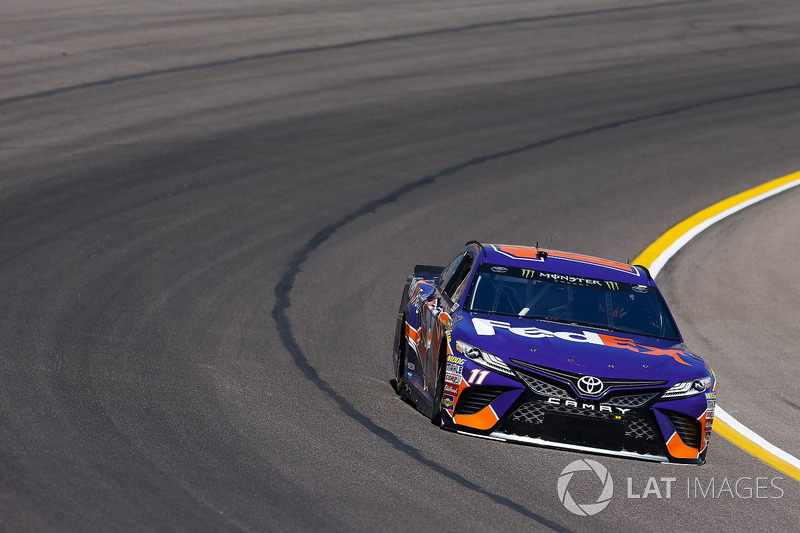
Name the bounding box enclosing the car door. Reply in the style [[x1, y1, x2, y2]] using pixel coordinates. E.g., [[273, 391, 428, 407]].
[[422, 251, 475, 394]]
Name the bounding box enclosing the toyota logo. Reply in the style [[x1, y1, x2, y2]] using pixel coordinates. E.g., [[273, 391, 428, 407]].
[[577, 375, 604, 396]]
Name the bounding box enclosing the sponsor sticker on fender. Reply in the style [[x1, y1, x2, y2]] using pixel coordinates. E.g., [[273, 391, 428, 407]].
[[444, 383, 459, 395], [471, 317, 693, 366], [447, 354, 466, 365], [705, 400, 716, 429], [445, 373, 462, 385], [443, 394, 455, 410], [446, 362, 463, 375]]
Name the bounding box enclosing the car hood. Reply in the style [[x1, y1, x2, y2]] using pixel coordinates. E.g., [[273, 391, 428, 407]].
[[454, 313, 706, 382]]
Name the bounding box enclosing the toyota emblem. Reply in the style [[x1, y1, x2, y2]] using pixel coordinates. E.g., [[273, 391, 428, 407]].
[[577, 375, 604, 396]]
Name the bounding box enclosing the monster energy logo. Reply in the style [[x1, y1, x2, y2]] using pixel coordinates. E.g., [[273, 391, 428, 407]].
[[604, 281, 620, 291], [521, 269, 536, 278]]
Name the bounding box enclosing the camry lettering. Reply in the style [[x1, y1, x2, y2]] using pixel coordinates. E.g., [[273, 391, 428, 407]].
[[472, 317, 692, 365], [547, 397, 630, 415]]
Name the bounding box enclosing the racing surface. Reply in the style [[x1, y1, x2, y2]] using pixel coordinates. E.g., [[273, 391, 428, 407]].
[[2, 0, 800, 530]]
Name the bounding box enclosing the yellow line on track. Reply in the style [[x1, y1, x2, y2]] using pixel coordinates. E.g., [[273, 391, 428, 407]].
[[633, 171, 800, 481], [713, 416, 800, 481]]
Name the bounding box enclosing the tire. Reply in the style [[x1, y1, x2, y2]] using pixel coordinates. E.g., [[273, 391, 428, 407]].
[[430, 346, 446, 426], [395, 330, 407, 397]]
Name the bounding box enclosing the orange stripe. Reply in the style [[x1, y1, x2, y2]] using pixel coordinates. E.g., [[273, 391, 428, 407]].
[[454, 406, 499, 431], [495, 245, 636, 273], [666, 432, 700, 460]]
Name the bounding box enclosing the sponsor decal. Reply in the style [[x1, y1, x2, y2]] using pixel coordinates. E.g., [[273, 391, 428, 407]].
[[472, 318, 693, 366], [604, 281, 620, 291], [491, 266, 508, 273], [521, 268, 536, 278], [446, 363, 463, 375], [632, 285, 649, 294], [705, 391, 717, 400], [445, 373, 462, 385], [443, 394, 455, 409], [407, 371, 413, 380], [705, 400, 716, 430], [447, 354, 465, 365], [444, 383, 459, 394], [406, 362, 415, 370], [536, 271, 604, 287]]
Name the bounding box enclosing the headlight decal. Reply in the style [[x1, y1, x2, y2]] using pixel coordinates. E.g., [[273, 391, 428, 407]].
[[662, 375, 713, 399], [455, 340, 514, 376]]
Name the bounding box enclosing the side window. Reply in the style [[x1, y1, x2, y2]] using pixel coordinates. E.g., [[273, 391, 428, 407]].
[[444, 253, 475, 300], [437, 253, 464, 293]]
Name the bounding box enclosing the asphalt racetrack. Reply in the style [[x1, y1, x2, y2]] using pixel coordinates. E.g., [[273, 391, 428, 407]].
[[2, 1, 800, 531]]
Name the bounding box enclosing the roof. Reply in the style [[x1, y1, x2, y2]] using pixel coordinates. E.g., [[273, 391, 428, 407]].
[[476, 243, 650, 284]]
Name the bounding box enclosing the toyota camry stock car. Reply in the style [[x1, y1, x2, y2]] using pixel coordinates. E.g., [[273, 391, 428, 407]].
[[392, 241, 717, 464]]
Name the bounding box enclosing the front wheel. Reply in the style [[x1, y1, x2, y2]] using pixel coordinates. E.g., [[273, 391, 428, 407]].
[[430, 348, 446, 426], [394, 323, 407, 397]]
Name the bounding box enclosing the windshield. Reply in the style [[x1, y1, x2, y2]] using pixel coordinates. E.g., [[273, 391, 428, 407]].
[[465, 263, 680, 340]]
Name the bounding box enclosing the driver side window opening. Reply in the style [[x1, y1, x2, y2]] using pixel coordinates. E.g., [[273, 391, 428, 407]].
[[446, 253, 475, 303], [437, 253, 464, 294]]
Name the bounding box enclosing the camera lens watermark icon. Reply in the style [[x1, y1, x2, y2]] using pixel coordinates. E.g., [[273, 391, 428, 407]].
[[557, 459, 614, 516]]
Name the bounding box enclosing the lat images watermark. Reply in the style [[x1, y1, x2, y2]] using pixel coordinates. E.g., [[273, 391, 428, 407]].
[[557, 459, 785, 516], [557, 459, 614, 516]]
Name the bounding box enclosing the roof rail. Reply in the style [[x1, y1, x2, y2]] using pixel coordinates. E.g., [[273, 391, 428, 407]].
[[464, 240, 488, 257]]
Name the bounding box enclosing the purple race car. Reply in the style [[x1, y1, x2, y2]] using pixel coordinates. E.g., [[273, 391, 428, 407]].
[[392, 242, 717, 464]]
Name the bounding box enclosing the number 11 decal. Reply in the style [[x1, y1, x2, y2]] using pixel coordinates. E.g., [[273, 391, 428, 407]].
[[467, 369, 489, 385]]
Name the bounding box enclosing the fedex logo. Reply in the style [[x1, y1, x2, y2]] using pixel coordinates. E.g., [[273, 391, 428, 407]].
[[471, 318, 692, 366]]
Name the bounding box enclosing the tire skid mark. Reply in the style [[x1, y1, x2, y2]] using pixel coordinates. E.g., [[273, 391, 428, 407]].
[[272, 83, 800, 527], [1, 0, 702, 108]]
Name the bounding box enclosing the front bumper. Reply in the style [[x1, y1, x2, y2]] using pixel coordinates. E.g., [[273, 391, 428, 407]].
[[442, 364, 713, 464]]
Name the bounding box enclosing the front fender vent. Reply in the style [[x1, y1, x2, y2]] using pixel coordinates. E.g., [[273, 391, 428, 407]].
[[665, 411, 700, 449], [455, 387, 507, 415]]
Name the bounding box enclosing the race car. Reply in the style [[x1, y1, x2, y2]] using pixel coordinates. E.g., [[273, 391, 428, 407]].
[[392, 241, 716, 464]]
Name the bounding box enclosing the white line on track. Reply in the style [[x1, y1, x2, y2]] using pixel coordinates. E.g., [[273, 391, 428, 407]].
[[635, 172, 800, 480]]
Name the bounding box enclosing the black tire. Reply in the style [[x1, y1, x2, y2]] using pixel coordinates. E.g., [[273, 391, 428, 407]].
[[395, 331, 407, 397], [430, 346, 446, 426]]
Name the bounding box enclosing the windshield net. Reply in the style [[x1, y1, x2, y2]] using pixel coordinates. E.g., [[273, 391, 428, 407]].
[[465, 263, 679, 340]]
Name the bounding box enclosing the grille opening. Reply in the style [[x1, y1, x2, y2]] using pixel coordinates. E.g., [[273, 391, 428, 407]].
[[604, 392, 659, 408], [665, 411, 700, 449], [502, 400, 666, 457], [516, 371, 571, 399], [455, 387, 507, 415]]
